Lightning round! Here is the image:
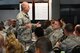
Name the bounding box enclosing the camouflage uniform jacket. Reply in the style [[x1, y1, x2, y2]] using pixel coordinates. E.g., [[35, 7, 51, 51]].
[[61, 35, 80, 53], [44, 26, 54, 36], [48, 28, 63, 47], [16, 11, 32, 42]]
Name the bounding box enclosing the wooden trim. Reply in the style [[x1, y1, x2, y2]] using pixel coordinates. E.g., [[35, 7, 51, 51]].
[[19, 0, 48, 3]]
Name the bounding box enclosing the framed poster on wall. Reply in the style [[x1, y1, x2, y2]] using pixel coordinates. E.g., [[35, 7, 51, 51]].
[[35, 3, 48, 20]]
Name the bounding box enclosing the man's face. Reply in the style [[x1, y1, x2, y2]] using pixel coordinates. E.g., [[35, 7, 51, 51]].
[[8, 20, 12, 26], [51, 21, 61, 30], [22, 2, 30, 13]]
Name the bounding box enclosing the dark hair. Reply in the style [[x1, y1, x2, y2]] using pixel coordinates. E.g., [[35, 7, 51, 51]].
[[53, 47, 61, 53], [35, 37, 52, 53], [64, 23, 74, 32], [59, 18, 65, 22], [43, 20, 51, 29], [71, 45, 80, 53], [0, 23, 4, 31], [34, 27, 44, 37]]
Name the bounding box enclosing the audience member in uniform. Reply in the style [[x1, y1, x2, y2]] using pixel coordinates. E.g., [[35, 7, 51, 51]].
[[56, 23, 80, 53], [4, 19, 12, 33], [47, 19, 63, 47], [44, 19, 54, 36], [10, 19, 17, 36], [27, 27, 45, 53]]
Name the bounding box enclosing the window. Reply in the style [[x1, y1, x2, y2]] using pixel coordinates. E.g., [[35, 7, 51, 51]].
[[28, 3, 32, 20]]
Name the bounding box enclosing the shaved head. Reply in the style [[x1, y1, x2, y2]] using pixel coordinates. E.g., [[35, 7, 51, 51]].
[[22, 1, 29, 7], [21, 1, 30, 13]]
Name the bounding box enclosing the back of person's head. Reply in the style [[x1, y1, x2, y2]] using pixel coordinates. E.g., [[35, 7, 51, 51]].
[[64, 23, 74, 36], [35, 37, 52, 53], [64, 23, 74, 33], [71, 45, 80, 53], [34, 27, 44, 38]]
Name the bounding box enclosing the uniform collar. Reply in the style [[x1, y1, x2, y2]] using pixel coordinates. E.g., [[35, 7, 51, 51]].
[[21, 11, 29, 19], [21, 11, 28, 16]]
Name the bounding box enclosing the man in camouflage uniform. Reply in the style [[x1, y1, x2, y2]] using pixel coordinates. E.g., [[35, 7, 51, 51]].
[[16, 2, 32, 52], [47, 20, 63, 47], [56, 24, 80, 53], [16, 1, 41, 52], [48, 28, 63, 47], [60, 23, 76, 53]]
